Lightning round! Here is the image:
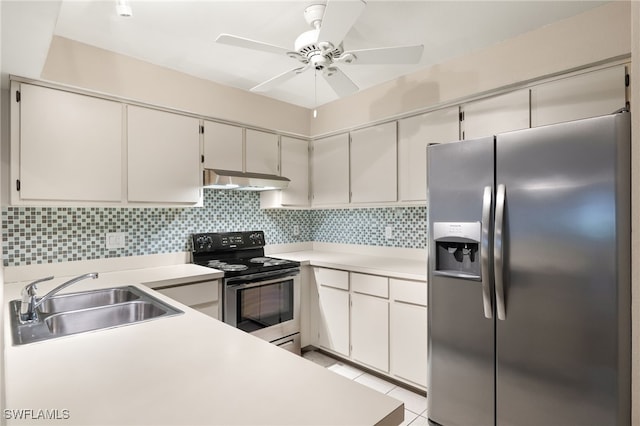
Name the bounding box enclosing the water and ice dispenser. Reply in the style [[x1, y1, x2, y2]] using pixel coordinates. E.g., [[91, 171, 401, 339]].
[[433, 222, 482, 280]]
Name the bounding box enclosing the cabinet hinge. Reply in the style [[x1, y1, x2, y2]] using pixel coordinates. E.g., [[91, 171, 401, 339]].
[[199, 125, 204, 134], [625, 74, 630, 87], [459, 111, 465, 121], [16, 180, 21, 191], [201, 155, 205, 163], [15, 91, 21, 103]]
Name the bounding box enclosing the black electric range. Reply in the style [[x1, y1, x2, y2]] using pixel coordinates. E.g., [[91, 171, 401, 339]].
[[191, 231, 300, 279]]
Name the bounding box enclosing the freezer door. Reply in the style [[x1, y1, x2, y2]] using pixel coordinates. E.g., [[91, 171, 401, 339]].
[[427, 137, 495, 426], [495, 112, 630, 426]]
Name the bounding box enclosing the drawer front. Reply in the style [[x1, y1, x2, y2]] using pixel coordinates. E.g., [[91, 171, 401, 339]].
[[351, 273, 389, 298], [315, 267, 349, 290], [156, 280, 219, 307], [390, 278, 427, 306]]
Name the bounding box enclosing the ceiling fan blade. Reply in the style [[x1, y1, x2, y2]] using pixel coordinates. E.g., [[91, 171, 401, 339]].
[[251, 66, 307, 92], [317, 0, 366, 47], [216, 33, 291, 56], [323, 67, 359, 97], [342, 44, 424, 64]]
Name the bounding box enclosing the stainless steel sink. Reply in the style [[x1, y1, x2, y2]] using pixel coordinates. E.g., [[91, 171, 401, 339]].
[[37, 287, 141, 314], [9, 286, 183, 345]]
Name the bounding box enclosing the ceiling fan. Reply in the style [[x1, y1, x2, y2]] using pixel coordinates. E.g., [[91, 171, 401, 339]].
[[215, 0, 424, 98]]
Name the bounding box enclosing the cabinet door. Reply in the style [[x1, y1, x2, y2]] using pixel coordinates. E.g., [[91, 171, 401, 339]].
[[18, 84, 122, 202], [127, 106, 200, 203], [317, 284, 350, 357], [246, 129, 279, 175], [390, 302, 427, 388], [351, 292, 389, 372], [398, 106, 459, 202], [350, 122, 397, 203], [390, 278, 427, 388], [462, 89, 530, 139], [280, 136, 309, 206], [203, 121, 243, 172], [312, 133, 350, 206], [531, 66, 626, 127]]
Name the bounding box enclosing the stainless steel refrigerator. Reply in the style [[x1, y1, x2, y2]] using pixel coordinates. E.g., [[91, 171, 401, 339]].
[[426, 111, 631, 426]]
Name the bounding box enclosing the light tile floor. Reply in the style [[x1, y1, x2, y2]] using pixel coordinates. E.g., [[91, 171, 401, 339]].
[[303, 350, 428, 426]]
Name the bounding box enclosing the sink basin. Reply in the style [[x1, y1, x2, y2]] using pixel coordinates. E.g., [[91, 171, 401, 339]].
[[37, 287, 141, 313], [9, 286, 182, 345], [45, 301, 169, 335]]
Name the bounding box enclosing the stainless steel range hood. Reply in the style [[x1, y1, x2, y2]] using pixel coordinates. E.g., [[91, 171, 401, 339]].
[[203, 169, 290, 191]]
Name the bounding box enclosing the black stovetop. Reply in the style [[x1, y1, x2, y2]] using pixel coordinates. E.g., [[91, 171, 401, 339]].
[[191, 231, 300, 278]]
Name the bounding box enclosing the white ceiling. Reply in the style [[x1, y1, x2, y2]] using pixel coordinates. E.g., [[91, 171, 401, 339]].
[[2, 0, 608, 109]]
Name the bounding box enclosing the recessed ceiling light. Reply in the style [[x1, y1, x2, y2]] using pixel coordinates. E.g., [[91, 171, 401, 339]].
[[116, 0, 132, 17]]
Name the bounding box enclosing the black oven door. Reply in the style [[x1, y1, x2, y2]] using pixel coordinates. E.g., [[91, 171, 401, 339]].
[[224, 270, 299, 333]]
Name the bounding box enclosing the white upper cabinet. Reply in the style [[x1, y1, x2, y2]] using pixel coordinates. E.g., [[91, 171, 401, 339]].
[[531, 65, 626, 127], [312, 133, 350, 206], [14, 84, 123, 203], [127, 105, 201, 204], [246, 129, 279, 175], [398, 106, 459, 202], [203, 121, 243, 172], [462, 89, 530, 140], [279, 136, 309, 206], [350, 122, 398, 203]]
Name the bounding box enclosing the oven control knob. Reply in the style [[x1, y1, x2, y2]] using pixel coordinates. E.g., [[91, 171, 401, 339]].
[[249, 232, 262, 245], [195, 235, 213, 251]]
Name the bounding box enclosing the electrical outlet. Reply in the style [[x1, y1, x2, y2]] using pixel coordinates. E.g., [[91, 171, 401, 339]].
[[385, 225, 393, 240], [293, 224, 300, 236], [106, 232, 127, 249]]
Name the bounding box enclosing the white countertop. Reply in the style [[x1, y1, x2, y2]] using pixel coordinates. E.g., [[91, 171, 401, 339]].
[[271, 250, 427, 281], [3, 265, 403, 425]]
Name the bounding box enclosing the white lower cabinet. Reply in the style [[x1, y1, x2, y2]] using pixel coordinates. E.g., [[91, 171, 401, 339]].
[[390, 279, 428, 388], [153, 280, 221, 320], [315, 268, 350, 357], [311, 267, 427, 389], [350, 273, 389, 372]]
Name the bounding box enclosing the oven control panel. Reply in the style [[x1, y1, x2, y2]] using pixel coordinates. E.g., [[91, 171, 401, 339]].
[[192, 231, 265, 252]]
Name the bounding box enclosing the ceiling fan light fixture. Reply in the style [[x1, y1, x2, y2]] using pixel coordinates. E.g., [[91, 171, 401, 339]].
[[294, 29, 320, 53]]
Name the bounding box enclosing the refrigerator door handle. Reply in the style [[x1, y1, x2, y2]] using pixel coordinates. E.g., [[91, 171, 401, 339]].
[[494, 184, 507, 320], [481, 185, 493, 319]]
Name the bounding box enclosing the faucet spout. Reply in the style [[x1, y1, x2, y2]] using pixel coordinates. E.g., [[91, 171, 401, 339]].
[[19, 272, 99, 323], [33, 273, 99, 309]]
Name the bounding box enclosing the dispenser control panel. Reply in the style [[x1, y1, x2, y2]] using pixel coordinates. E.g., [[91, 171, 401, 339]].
[[433, 222, 482, 280]]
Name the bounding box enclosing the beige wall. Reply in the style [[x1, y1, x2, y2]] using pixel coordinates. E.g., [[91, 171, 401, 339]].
[[310, 1, 631, 137], [40, 36, 310, 137]]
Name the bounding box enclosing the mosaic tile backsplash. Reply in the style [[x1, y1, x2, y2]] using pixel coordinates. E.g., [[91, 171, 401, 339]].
[[2, 190, 427, 266]]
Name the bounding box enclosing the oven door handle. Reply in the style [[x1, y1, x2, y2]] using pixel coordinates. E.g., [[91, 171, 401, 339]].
[[226, 271, 300, 289]]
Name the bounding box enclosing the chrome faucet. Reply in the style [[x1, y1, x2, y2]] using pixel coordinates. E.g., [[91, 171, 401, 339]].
[[19, 272, 99, 323]]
